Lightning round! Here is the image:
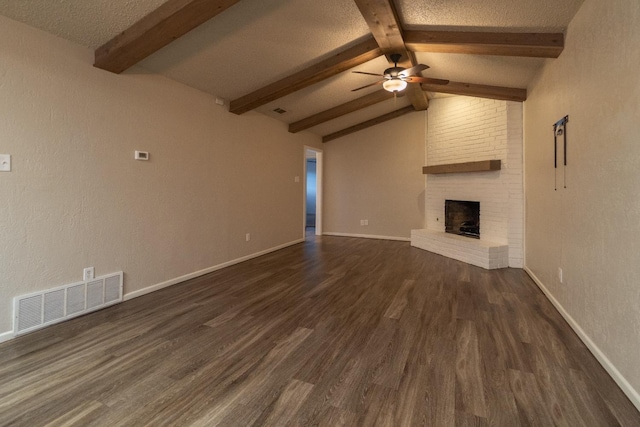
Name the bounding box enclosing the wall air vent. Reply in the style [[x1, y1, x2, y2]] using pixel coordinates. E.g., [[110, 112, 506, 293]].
[[17, 295, 43, 332], [43, 289, 65, 323], [273, 107, 287, 114], [13, 272, 123, 336]]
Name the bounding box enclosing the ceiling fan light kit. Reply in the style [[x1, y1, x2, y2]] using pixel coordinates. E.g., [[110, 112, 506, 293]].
[[352, 52, 447, 93], [383, 79, 408, 92]]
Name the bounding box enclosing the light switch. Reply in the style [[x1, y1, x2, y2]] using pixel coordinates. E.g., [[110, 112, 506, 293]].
[[0, 154, 11, 172]]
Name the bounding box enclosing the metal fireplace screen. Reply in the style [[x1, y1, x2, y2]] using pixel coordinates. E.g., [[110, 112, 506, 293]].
[[445, 200, 480, 239]]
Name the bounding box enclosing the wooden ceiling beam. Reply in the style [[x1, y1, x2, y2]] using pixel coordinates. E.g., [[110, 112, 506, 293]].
[[353, 0, 429, 110], [422, 81, 527, 102], [353, 0, 406, 55], [404, 51, 429, 110], [289, 90, 398, 133], [322, 105, 415, 143], [405, 30, 564, 58], [94, 0, 242, 74], [229, 37, 382, 115]]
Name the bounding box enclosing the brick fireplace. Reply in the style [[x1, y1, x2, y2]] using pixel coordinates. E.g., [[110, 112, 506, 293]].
[[411, 97, 523, 269]]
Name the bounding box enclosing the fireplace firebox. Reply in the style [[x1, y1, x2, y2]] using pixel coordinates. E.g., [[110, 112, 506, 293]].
[[445, 200, 480, 239]]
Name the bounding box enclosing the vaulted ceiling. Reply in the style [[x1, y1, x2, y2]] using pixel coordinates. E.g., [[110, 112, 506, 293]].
[[0, 0, 584, 141]]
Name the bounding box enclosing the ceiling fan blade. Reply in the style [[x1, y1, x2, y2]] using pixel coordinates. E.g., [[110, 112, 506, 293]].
[[398, 64, 429, 77], [351, 80, 384, 92], [404, 76, 450, 85], [352, 71, 384, 77]]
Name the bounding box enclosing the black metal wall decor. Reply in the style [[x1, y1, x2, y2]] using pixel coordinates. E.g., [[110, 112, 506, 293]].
[[553, 115, 569, 190]]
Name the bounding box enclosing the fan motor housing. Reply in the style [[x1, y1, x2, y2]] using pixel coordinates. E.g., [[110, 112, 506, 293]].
[[383, 66, 404, 78]]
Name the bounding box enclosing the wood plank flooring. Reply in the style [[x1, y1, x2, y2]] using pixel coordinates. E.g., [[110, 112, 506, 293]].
[[1, 235, 639, 426]]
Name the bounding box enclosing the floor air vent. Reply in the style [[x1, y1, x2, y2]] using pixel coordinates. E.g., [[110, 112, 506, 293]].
[[13, 272, 123, 336]]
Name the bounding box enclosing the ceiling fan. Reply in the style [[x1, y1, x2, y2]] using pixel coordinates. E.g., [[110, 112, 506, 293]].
[[352, 53, 449, 93]]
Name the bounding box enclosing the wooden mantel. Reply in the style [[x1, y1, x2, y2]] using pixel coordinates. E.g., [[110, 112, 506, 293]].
[[423, 160, 501, 174]]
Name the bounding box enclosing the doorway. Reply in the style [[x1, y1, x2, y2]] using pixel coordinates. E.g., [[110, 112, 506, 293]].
[[304, 147, 323, 238]]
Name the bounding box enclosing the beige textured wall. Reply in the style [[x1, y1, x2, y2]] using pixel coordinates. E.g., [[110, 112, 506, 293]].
[[524, 0, 640, 405], [0, 16, 321, 336], [324, 112, 426, 239]]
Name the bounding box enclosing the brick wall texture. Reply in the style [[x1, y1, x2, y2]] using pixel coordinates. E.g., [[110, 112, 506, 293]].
[[425, 97, 524, 267]]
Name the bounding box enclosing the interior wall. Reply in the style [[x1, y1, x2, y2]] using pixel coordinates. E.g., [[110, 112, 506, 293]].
[[0, 15, 321, 336], [524, 0, 640, 406], [323, 112, 426, 240]]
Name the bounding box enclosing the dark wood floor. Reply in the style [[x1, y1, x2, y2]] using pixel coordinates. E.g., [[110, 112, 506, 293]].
[[1, 236, 638, 426]]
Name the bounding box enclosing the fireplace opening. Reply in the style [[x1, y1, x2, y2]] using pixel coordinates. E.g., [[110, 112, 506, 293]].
[[445, 200, 480, 239]]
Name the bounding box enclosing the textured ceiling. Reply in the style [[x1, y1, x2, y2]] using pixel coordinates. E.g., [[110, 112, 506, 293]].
[[0, 0, 585, 138], [138, 0, 372, 101], [0, 0, 166, 48], [397, 0, 584, 31]]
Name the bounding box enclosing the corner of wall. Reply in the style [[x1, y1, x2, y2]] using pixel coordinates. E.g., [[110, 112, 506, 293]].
[[506, 102, 524, 267]]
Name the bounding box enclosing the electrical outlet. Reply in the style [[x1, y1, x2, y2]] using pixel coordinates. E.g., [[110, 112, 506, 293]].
[[360, 220, 364, 226], [0, 154, 11, 172], [558, 268, 563, 284], [364, 220, 369, 226], [245, 233, 251, 242], [83, 267, 95, 281]]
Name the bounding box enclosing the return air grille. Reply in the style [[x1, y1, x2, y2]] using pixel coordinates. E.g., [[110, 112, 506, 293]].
[[86, 279, 104, 310], [105, 275, 120, 303], [66, 284, 86, 316], [43, 289, 65, 323], [17, 295, 43, 331], [13, 272, 123, 336]]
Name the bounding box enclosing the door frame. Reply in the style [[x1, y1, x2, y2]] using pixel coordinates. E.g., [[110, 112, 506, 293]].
[[303, 146, 323, 237]]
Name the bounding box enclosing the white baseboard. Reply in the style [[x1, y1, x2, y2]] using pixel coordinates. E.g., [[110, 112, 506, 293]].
[[524, 266, 640, 412], [0, 239, 305, 344], [124, 238, 305, 301], [323, 232, 410, 242], [0, 330, 13, 344]]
